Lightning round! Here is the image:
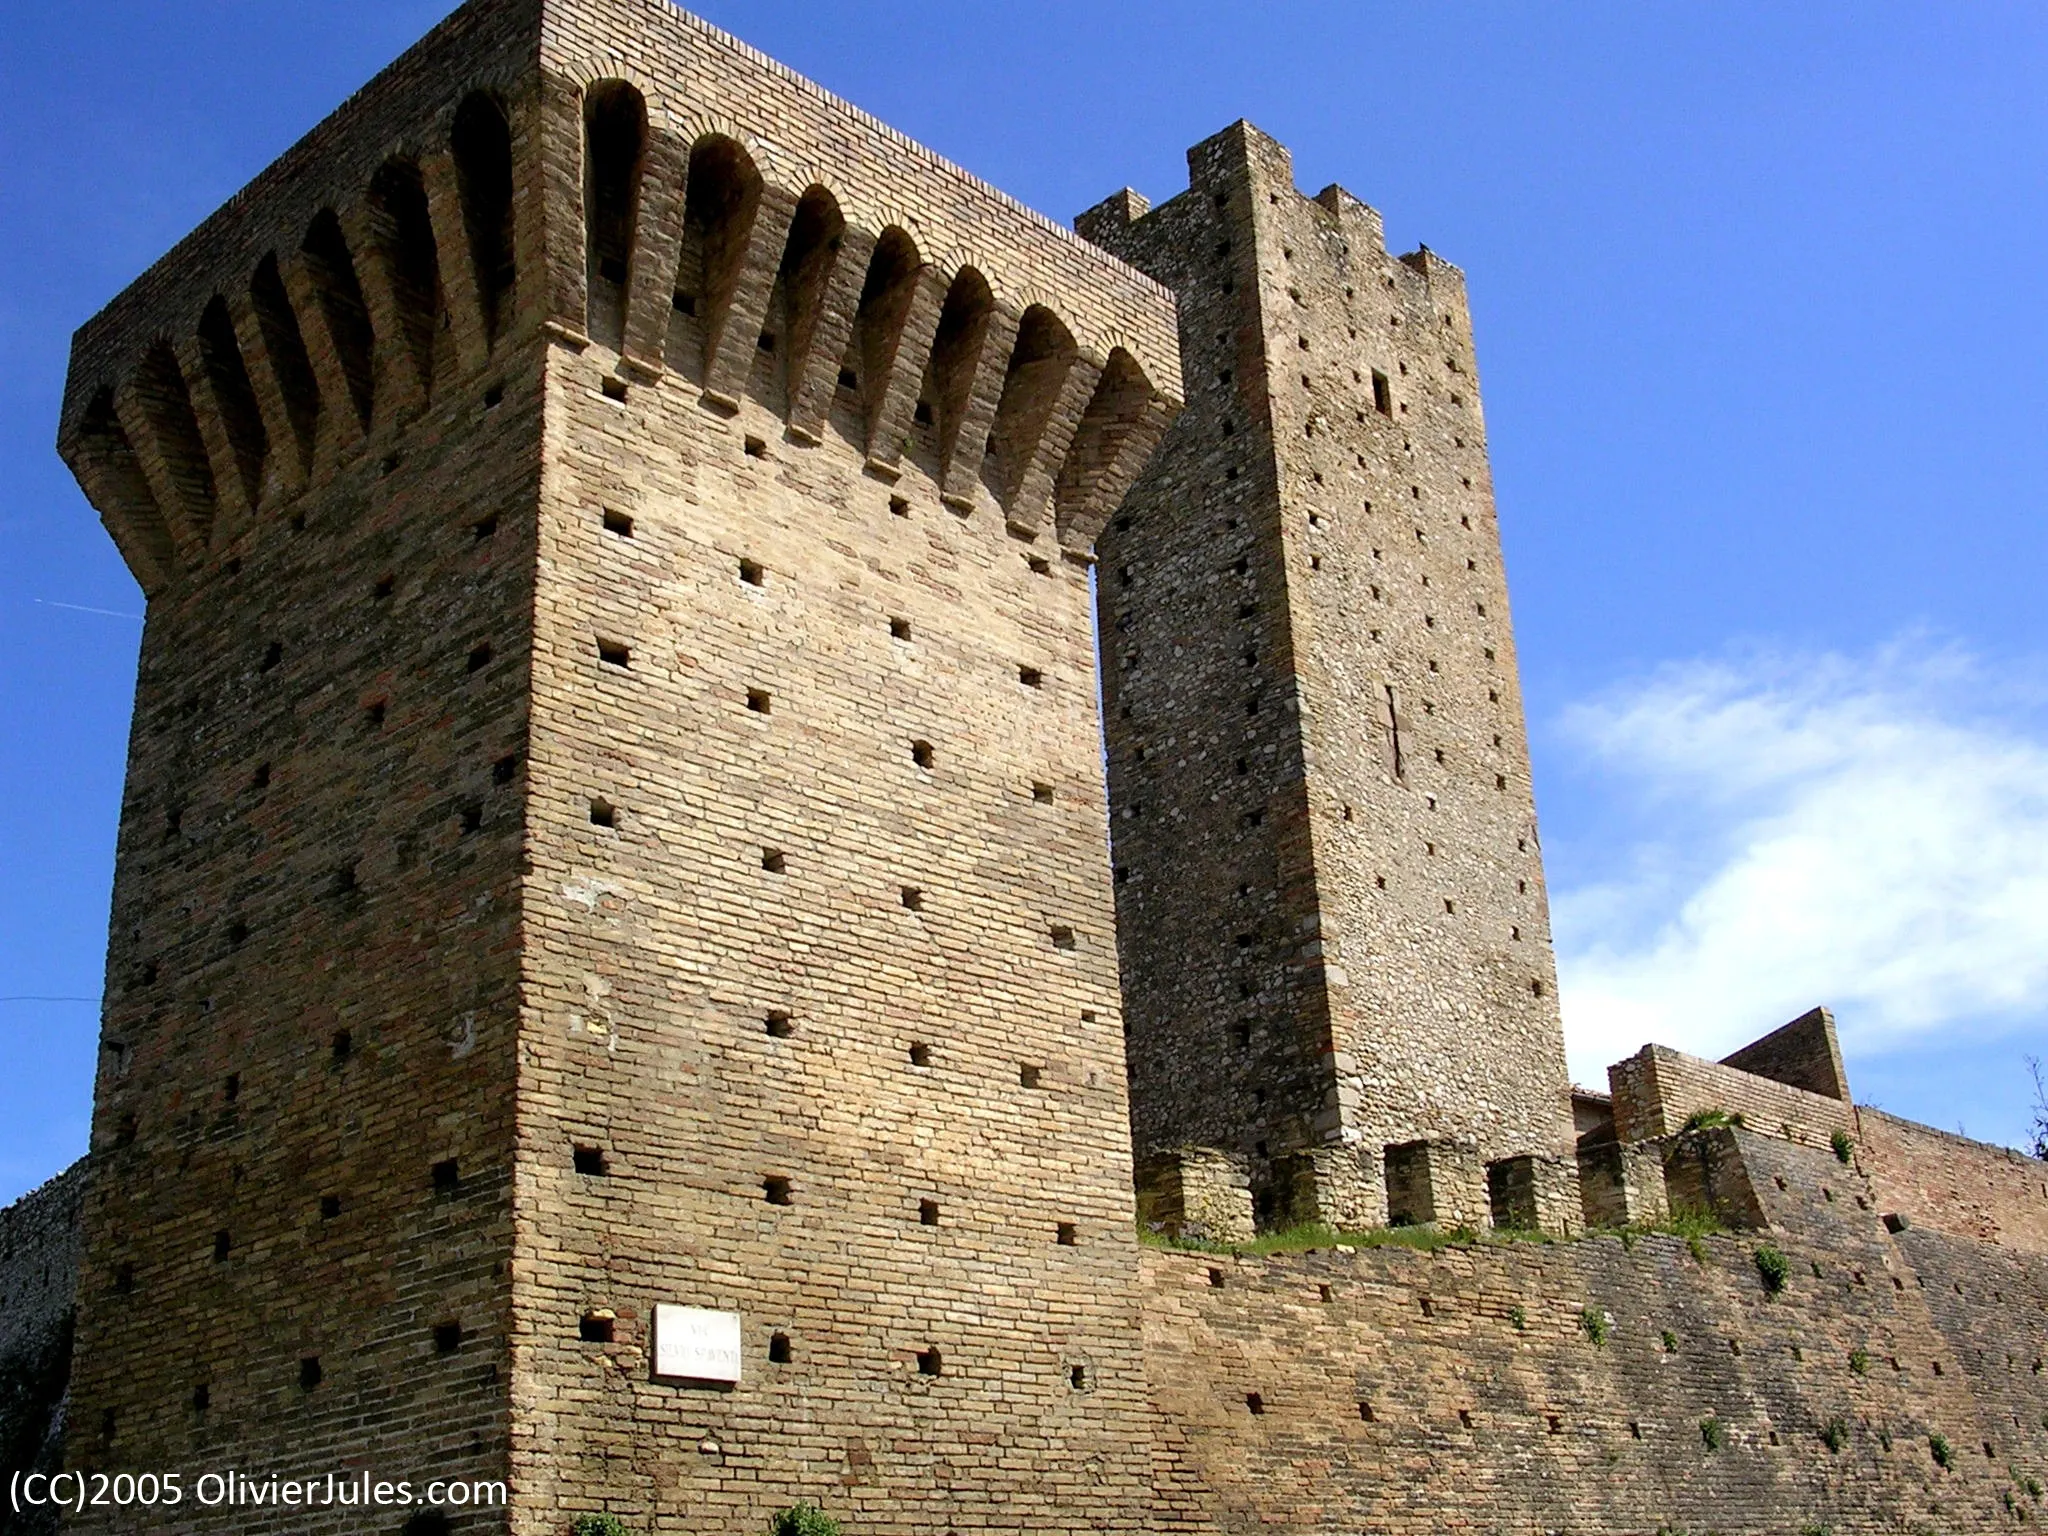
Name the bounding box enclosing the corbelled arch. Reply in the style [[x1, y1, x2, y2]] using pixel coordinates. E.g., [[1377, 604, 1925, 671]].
[[983, 303, 1084, 529], [920, 266, 1018, 505], [581, 79, 647, 348], [191, 295, 268, 513], [765, 184, 850, 419], [297, 209, 378, 440], [669, 134, 762, 385], [244, 251, 321, 478], [1054, 346, 1178, 553], [365, 157, 444, 399], [447, 90, 516, 349]]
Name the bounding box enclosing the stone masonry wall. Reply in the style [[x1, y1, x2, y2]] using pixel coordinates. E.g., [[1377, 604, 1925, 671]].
[[1140, 1129, 2048, 1534], [1085, 122, 1573, 1225], [0, 1159, 87, 1532], [1858, 1107, 2048, 1256], [1239, 133, 1573, 1171], [0, 1160, 86, 1371], [1082, 129, 1326, 1215]]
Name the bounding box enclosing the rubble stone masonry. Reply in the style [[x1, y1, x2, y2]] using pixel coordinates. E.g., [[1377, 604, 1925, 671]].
[[1080, 123, 1573, 1227]]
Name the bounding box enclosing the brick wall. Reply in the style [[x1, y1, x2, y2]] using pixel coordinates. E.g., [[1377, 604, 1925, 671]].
[[504, 0, 1182, 1518], [0, 1159, 86, 1534], [1610, 1044, 1855, 1151], [1858, 1107, 2048, 1255], [58, 0, 1182, 1530], [1720, 1006, 1849, 1101], [61, 353, 539, 1533], [1139, 1131, 2048, 1534]]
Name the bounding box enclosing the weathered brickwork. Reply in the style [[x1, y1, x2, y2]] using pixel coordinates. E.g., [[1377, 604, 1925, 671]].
[[1858, 1107, 2048, 1255], [60, 343, 539, 1534], [57, 0, 1179, 1531], [1080, 124, 1574, 1229], [1142, 1130, 2048, 1535], [1611, 1042, 1857, 1151], [1723, 1005, 1851, 1101], [42, 2, 2048, 1533], [510, 4, 1180, 1529]]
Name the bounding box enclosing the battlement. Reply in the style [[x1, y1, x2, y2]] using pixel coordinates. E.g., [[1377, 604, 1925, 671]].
[[1079, 121, 1398, 273], [1609, 1011, 1857, 1153], [60, 0, 1181, 599]]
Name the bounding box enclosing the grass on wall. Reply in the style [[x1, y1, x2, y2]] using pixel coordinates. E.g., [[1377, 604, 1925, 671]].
[[1138, 1205, 1724, 1260]]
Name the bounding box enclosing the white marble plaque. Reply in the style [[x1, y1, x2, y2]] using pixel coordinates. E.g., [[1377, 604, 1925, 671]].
[[652, 1304, 743, 1383]]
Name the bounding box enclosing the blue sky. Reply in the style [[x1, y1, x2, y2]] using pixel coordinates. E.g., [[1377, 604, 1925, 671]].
[[2, 2, 2044, 1205]]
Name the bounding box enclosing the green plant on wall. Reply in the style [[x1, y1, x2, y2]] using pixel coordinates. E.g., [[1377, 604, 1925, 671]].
[[1821, 1417, 1849, 1453], [1508, 1304, 1526, 1332], [1661, 1329, 1679, 1353], [573, 1517, 630, 1536], [769, 1505, 842, 1536], [1830, 1128, 1854, 1164], [1680, 1108, 1744, 1132], [1699, 1416, 1725, 1451], [1753, 1243, 1790, 1297], [1848, 1347, 1870, 1376], [1580, 1306, 1609, 1345], [1929, 1433, 1954, 1470]]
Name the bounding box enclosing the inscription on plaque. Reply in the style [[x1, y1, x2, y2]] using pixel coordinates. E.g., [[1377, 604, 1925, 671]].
[[653, 1304, 743, 1383]]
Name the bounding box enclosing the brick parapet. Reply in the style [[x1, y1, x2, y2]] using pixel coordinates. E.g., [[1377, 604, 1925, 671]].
[[1610, 1043, 1854, 1151], [59, 0, 542, 434], [1720, 1005, 1848, 1102], [61, 0, 1181, 603], [1855, 1106, 2048, 1255]]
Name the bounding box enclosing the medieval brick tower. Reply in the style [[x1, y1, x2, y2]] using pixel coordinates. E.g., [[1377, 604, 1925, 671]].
[[56, 0, 1183, 1530], [40, 6, 2048, 1535], [1079, 125, 1577, 1234], [41, 5, 2048, 1536]]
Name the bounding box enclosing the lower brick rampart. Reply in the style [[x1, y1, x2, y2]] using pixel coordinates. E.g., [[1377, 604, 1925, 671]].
[[1138, 1129, 2048, 1534]]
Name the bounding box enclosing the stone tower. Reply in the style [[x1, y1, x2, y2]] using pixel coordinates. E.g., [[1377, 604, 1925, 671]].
[[55, 1, 1181, 1530], [1079, 124, 1575, 1233]]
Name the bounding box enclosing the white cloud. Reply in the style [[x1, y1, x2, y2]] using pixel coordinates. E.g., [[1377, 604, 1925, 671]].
[[1549, 640, 2048, 1089]]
